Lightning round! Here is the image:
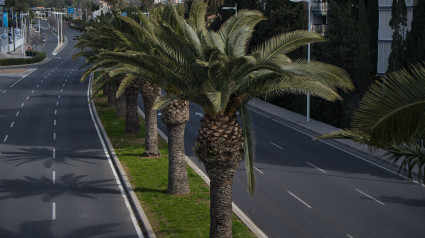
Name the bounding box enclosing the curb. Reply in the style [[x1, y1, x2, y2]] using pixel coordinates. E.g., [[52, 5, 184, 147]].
[[89, 76, 156, 238], [52, 35, 68, 56], [137, 107, 268, 238]]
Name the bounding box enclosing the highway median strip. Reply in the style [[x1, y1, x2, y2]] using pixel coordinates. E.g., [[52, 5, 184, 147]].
[[93, 89, 255, 238]]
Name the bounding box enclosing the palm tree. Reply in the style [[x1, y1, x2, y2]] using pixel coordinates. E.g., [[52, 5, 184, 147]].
[[319, 63, 425, 183]]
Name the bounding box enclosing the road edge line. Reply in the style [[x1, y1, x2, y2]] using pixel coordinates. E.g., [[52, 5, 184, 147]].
[[137, 106, 268, 238], [89, 74, 155, 238]]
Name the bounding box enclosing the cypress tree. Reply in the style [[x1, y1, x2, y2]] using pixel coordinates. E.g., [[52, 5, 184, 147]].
[[387, 0, 408, 72], [405, 0, 425, 65]]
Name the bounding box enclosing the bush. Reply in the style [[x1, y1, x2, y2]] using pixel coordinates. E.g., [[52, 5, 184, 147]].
[[0, 52, 46, 66]]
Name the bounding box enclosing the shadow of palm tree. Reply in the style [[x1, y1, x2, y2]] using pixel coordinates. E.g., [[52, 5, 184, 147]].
[[378, 196, 425, 207], [0, 147, 105, 168], [0, 220, 136, 238], [0, 174, 120, 202]]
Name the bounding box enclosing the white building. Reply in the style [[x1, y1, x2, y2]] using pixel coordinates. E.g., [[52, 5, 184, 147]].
[[377, 0, 417, 75]]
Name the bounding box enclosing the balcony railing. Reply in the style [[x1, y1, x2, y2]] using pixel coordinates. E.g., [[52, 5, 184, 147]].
[[312, 24, 327, 37], [312, 1, 328, 15]]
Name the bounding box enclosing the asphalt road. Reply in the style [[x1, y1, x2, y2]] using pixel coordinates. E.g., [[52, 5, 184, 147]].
[[0, 24, 141, 237], [138, 95, 425, 237]]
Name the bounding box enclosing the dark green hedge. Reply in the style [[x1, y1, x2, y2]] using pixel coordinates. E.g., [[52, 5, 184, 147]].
[[0, 52, 46, 66]]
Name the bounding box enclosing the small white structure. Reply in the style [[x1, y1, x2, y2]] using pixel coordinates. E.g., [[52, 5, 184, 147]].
[[377, 0, 417, 75]]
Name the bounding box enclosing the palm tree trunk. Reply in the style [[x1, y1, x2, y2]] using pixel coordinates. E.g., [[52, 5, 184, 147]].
[[124, 80, 141, 134], [196, 113, 244, 238], [107, 81, 117, 108], [162, 100, 190, 195], [140, 80, 161, 157], [116, 94, 126, 118]]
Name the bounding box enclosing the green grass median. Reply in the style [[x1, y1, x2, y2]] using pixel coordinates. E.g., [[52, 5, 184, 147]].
[[94, 91, 255, 237]]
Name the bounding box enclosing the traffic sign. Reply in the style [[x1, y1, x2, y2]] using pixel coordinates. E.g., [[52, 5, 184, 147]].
[[27, 46, 32, 51]]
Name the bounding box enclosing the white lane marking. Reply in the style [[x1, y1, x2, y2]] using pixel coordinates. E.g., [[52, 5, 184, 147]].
[[60, 89, 63, 92], [20, 103, 24, 107], [54, 120, 56, 126], [41, 80, 44, 83], [54, 110, 57, 115], [31, 90, 35, 94], [269, 141, 285, 150], [26, 96, 29, 100], [36, 85, 39, 88], [87, 76, 143, 237], [52, 202, 56, 220], [287, 191, 312, 209], [264, 116, 424, 186], [254, 166, 264, 174], [53, 133, 56, 140], [62, 84, 65, 87], [9, 69, 36, 88], [355, 189, 385, 206], [65, 79, 67, 82], [58, 95, 61, 99], [3, 135, 8, 143], [347, 234, 354, 238], [194, 112, 204, 117], [306, 161, 327, 174], [56, 101, 59, 106], [53, 171, 56, 184], [2, 90, 6, 93], [10, 122, 14, 128], [53, 148, 56, 158], [158, 112, 162, 116], [16, 111, 19, 116]]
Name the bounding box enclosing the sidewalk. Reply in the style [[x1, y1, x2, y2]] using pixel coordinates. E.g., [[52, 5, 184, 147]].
[[247, 98, 387, 158], [0, 45, 27, 59]]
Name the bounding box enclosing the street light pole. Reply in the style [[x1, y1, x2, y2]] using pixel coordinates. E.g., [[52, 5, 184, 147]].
[[290, 0, 311, 122]]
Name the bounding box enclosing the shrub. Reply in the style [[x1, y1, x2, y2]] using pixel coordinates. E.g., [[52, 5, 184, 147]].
[[0, 52, 46, 66]]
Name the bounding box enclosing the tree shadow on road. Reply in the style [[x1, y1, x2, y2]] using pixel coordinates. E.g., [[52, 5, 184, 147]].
[[0, 174, 120, 202]]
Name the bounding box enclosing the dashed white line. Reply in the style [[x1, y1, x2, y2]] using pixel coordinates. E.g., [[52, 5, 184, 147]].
[[10, 122, 14, 128], [31, 90, 35, 94], [53, 171, 56, 184], [16, 111, 19, 116], [254, 166, 264, 174], [3, 135, 8, 143], [347, 234, 355, 238], [54, 109, 57, 115], [56, 101, 59, 106], [53, 148, 56, 158], [20, 103, 24, 107], [58, 95, 61, 99], [54, 120, 56, 126], [2, 90, 6, 93], [287, 191, 312, 209], [36, 85, 39, 88], [53, 133, 56, 140], [60, 89, 63, 92], [62, 84, 65, 87], [269, 141, 285, 150], [355, 189, 385, 206], [52, 202, 56, 220], [306, 161, 327, 173], [41, 80, 44, 83], [26, 96, 29, 100]]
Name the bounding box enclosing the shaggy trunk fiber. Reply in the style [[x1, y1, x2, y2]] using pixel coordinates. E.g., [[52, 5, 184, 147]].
[[196, 113, 244, 238], [162, 100, 190, 195], [124, 80, 142, 134], [140, 80, 161, 157]]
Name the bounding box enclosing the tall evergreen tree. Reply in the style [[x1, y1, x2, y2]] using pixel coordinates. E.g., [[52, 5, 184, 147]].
[[367, 0, 379, 74], [405, 0, 425, 65], [387, 0, 408, 72]]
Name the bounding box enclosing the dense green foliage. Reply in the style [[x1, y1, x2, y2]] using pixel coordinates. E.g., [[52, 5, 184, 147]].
[[0, 52, 46, 66], [387, 0, 408, 72], [405, 0, 425, 65]]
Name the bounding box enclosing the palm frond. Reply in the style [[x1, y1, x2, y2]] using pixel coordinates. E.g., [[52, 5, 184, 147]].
[[239, 104, 256, 196], [116, 74, 136, 98], [316, 129, 372, 145]]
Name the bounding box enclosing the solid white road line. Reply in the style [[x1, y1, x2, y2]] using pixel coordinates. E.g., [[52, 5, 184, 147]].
[[3, 135, 8, 143], [269, 141, 285, 150], [355, 189, 385, 206], [52, 202, 56, 220], [287, 191, 312, 209], [10, 122, 14, 128], [306, 161, 327, 174], [87, 78, 143, 237], [53, 171, 56, 184], [254, 166, 264, 174], [53, 149, 56, 158], [16, 111, 19, 116]]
